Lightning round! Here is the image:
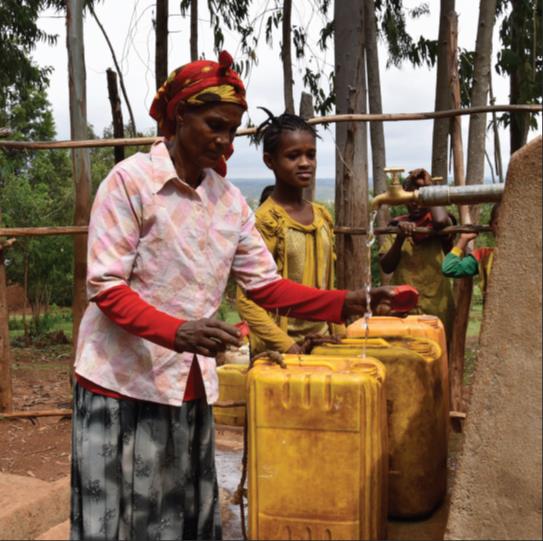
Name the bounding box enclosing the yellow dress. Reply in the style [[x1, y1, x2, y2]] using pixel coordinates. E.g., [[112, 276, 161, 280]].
[[379, 234, 455, 342], [236, 197, 345, 354]]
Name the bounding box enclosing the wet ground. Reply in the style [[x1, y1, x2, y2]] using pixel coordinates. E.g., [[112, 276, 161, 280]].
[[214, 425, 455, 540]]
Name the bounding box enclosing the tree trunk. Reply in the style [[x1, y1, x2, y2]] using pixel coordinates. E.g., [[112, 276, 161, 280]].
[[466, 0, 497, 222], [281, 0, 294, 113], [509, 1, 530, 153], [0, 243, 12, 412], [67, 0, 92, 352], [364, 0, 390, 285], [364, 0, 387, 199], [90, 4, 137, 136], [334, 0, 369, 290], [489, 72, 504, 182], [448, 12, 472, 424], [300, 91, 315, 201], [190, 0, 198, 61], [106, 69, 125, 164], [431, 0, 455, 179], [23, 252, 28, 337], [155, 0, 169, 88]]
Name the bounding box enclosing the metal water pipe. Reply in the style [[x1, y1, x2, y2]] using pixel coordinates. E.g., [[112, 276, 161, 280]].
[[370, 167, 504, 210]]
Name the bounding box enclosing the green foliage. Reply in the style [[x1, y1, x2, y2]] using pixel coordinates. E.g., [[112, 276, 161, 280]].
[[9, 305, 72, 344], [1, 84, 74, 330], [218, 275, 240, 324], [302, 68, 335, 117], [495, 0, 542, 132], [0, 0, 64, 113], [458, 49, 476, 107], [473, 202, 497, 248], [88, 125, 156, 195], [371, 1, 434, 68], [371, 242, 382, 286], [203, 0, 256, 78]]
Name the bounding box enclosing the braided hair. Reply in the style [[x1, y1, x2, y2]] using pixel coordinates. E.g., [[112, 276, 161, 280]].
[[255, 107, 318, 155]]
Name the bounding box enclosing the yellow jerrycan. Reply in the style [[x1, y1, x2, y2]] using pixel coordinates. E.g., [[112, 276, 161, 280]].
[[347, 315, 449, 418], [312, 337, 447, 519], [213, 364, 248, 426], [247, 354, 388, 541]]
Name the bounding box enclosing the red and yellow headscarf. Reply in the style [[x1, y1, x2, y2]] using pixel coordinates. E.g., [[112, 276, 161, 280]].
[[150, 50, 247, 138]]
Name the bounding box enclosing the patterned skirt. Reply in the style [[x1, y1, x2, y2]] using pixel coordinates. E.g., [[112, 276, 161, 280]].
[[70, 383, 221, 540]]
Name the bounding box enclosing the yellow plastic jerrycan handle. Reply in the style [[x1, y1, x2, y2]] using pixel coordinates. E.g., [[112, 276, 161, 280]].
[[284, 355, 339, 371], [328, 338, 391, 348], [286, 355, 382, 377], [256, 354, 358, 371]]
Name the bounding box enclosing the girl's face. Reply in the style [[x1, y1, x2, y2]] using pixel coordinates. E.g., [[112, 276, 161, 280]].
[[263, 130, 316, 189]]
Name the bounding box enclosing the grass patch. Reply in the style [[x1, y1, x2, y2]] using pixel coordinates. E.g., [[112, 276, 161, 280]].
[[9, 306, 73, 344], [464, 284, 485, 384], [463, 345, 479, 385], [467, 285, 484, 338]]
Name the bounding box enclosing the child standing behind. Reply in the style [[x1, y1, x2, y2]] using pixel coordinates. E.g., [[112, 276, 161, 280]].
[[442, 203, 500, 303], [236, 111, 344, 355], [379, 168, 456, 343]]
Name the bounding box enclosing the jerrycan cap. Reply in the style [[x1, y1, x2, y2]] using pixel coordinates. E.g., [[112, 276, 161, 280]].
[[234, 321, 250, 340], [391, 285, 419, 313]]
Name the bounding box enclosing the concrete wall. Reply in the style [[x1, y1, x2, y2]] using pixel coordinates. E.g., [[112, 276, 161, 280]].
[[445, 136, 542, 540]]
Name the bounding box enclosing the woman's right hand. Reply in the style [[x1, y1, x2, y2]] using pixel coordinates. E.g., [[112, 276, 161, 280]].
[[174, 318, 242, 356], [342, 286, 396, 319]]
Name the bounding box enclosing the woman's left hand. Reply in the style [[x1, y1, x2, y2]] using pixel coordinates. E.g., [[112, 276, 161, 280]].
[[341, 286, 396, 319]]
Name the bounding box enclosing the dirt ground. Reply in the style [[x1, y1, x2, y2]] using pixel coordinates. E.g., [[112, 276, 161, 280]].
[[0, 342, 475, 540], [0, 344, 73, 482]]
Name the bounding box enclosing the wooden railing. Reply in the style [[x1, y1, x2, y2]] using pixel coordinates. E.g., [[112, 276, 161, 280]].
[[0, 103, 540, 416]]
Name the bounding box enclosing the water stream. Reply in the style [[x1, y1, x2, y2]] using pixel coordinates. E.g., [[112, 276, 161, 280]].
[[360, 210, 378, 359]]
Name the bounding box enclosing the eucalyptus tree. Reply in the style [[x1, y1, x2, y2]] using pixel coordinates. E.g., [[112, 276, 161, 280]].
[[496, 0, 542, 153], [466, 0, 498, 224], [0, 0, 61, 125]]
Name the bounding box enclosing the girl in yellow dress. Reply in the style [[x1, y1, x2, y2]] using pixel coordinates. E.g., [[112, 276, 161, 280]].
[[236, 110, 344, 354]]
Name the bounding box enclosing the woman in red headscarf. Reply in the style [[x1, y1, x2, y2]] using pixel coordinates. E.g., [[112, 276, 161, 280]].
[[70, 51, 396, 540]]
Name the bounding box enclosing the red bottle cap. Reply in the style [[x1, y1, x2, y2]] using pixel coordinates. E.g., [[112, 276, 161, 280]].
[[235, 321, 250, 339], [391, 285, 419, 313]]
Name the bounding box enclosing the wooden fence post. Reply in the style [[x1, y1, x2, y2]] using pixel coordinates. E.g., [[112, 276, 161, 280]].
[[300, 91, 316, 202], [106, 69, 125, 164], [448, 12, 473, 427], [0, 244, 12, 413], [334, 0, 369, 290], [67, 0, 92, 353]]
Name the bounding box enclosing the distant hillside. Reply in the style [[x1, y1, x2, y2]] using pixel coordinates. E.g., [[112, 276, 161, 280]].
[[231, 176, 496, 205], [231, 177, 335, 204]]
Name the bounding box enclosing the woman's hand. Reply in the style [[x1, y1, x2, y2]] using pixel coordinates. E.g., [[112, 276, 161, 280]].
[[174, 318, 242, 356], [341, 286, 396, 319]]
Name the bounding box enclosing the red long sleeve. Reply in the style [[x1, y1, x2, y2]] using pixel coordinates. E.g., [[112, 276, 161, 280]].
[[247, 278, 348, 323], [94, 284, 184, 350], [79, 284, 204, 401]]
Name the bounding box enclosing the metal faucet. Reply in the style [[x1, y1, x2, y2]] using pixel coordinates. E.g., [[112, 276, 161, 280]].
[[370, 167, 504, 210], [370, 167, 417, 210]]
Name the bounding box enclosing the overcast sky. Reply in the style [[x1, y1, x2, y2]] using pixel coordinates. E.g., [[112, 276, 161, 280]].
[[33, 0, 526, 181]]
